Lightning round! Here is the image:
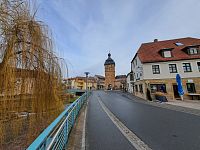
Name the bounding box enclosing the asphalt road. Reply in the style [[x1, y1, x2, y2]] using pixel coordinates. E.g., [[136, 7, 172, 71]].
[[86, 91, 200, 150]]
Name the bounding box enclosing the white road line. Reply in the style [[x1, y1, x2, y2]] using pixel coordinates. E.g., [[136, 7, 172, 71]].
[[97, 96, 152, 150]]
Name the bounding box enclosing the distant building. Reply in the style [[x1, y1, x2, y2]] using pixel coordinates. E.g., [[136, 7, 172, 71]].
[[131, 37, 200, 100], [126, 71, 134, 93], [104, 53, 115, 90], [104, 53, 127, 90], [115, 75, 127, 90], [94, 75, 105, 90], [67, 76, 97, 90], [88, 77, 98, 90]]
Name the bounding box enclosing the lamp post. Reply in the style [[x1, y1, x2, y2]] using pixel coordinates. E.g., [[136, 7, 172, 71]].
[[84, 72, 90, 99]]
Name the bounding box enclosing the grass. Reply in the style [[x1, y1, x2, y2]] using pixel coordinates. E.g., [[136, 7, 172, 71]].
[[69, 96, 80, 103]]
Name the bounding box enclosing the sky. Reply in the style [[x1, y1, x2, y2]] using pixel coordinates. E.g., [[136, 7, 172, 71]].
[[34, 0, 200, 77]]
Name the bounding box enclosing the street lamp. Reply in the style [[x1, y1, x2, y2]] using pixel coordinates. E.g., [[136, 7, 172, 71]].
[[84, 72, 90, 99]]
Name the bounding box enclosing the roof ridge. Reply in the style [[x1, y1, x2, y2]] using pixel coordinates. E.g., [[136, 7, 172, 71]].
[[142, 37, 198, 45]]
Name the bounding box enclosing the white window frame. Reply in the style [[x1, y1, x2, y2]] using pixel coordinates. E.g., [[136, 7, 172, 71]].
[[163, 50, 172, 58], [189, 48, 198, 54]]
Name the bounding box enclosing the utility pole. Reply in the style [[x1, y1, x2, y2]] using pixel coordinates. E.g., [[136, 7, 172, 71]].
[[84, 72, 90, 99]]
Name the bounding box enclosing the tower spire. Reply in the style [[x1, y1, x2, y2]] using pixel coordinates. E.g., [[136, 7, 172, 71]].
[[108, 52, 111, 58]]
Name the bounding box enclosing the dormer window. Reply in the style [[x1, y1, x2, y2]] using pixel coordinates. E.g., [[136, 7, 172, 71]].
[[163, 50, 172, 58], [188, 47, 198, 55], [159, 48, 173, 58]]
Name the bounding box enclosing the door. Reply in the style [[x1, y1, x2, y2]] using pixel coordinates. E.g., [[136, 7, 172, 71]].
[[173, 84, 180, 98], [108, 84, 112, 90]]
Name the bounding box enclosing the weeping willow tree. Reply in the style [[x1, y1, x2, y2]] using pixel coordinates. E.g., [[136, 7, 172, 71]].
[[0, 0, 65, 148]]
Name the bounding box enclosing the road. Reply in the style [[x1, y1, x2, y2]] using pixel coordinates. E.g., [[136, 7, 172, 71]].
[[86, 91, 200, 150]]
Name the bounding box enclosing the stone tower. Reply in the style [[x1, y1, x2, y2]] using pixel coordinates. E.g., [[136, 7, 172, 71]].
[[104, 53, 115, 90]]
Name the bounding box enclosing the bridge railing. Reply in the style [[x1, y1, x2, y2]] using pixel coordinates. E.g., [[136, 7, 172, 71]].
[[27, 92, 89, 150]]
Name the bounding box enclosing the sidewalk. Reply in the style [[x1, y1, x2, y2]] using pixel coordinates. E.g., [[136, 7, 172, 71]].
[[166, 99, 200, 111], [120, 92, 200, 116], [131, 92, 200, 111]]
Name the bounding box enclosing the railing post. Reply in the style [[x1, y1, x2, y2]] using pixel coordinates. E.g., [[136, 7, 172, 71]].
[[65, 112, 68, 144], [72, 107, 75, 125]]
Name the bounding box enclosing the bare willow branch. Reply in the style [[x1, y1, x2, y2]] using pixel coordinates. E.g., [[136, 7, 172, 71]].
[[0, 0, 66, 148]]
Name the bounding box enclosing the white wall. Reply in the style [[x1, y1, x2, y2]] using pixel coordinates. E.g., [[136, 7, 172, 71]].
[[131, 55, 144, 82], [126, 74, 133, 93], [143, 59, 200, 79]]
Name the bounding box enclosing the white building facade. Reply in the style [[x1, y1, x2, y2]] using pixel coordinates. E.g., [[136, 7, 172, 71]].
[[131, 37, 200, 100], [126, 72, 133, 93]]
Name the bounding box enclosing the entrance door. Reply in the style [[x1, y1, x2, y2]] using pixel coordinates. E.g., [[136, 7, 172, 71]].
[[173, 84, 180, 98], [108, 84, 112, 90]]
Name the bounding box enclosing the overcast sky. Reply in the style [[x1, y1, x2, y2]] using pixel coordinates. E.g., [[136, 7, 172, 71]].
[[35, 0, 200, 77]]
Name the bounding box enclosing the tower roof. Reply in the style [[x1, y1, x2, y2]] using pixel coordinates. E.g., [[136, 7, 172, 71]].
[[104, 53, 115, 65]]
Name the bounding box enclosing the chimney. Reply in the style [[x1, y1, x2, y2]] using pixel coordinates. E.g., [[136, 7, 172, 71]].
[[154, 39, 158, 42]]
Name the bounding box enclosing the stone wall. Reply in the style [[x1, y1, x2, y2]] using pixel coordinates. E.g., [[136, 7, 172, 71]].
[[105, 64, 115, 89]]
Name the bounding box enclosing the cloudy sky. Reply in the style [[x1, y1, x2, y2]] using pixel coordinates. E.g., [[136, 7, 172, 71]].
[[35, 0, 200, 77]]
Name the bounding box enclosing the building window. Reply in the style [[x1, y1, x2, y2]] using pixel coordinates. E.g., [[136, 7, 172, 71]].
[[188, 48, 198, 55], [163, 51, 172, 58], [197, 62, 200, 72], [169, 64, 177, 73], [183, 63, 192, 72], [130, 73, 134, 81], [135, 85, 138, 92], [150, 84, 166, 93], [152, 65, 160, 74], [186, 83, 196, 93], [139, 84, 143, 93], [136, 73, 140, 80]]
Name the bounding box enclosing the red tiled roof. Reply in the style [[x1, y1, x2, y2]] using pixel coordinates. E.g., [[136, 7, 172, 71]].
[[115, 75, 126, 79], [136, 37, 200, 63]]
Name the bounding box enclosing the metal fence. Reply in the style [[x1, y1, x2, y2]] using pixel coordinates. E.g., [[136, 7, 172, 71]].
[[27, 92, 88, 150]]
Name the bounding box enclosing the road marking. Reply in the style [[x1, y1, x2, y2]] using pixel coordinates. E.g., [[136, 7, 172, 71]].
[[97, 96, 152, 150]]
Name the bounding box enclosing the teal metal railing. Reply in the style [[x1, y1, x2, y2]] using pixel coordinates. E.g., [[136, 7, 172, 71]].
[[27, 92, 89, 150]]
